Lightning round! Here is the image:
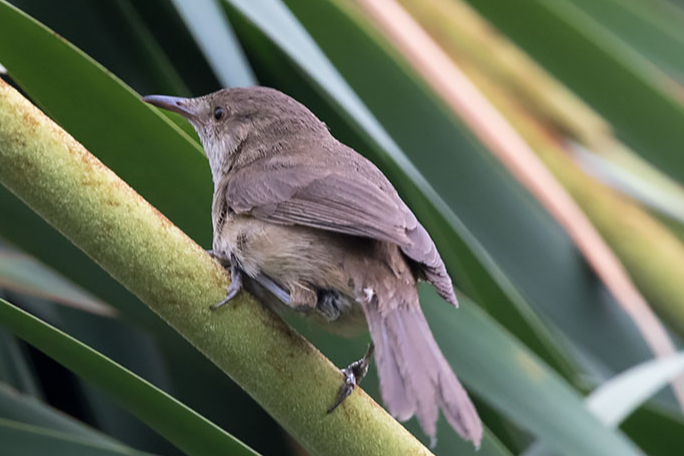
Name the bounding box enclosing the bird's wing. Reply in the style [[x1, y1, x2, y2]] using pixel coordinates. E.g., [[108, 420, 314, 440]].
[[224, 161, 457, 304], [225, 164, 410, 245]]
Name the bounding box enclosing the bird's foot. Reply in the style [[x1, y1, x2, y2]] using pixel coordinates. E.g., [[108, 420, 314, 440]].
[[211, 266, 243, 310], [206, 249, 231, 267], [327, 343, 375, 413]]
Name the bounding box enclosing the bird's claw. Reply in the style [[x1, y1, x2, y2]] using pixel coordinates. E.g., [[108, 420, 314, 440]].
[[327, 343, 374, 413], [210, 263, 243, 310]]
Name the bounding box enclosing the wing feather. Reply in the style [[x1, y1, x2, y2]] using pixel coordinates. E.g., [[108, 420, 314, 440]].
[[227, 167, 409, 245], [223, 156, 457, 304]]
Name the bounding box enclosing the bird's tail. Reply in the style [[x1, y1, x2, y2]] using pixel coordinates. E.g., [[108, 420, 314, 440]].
[[364, 301, 482, 447]]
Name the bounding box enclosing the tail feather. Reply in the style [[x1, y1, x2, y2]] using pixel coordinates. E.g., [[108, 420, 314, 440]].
[[389, 310, 440, 436], [373, 313, 415, 420], [366, 302, 482, 447]]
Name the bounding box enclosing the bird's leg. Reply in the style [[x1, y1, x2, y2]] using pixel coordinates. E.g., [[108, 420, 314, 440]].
[[210, 259, 244, 310], [327, 343, 375, 413]]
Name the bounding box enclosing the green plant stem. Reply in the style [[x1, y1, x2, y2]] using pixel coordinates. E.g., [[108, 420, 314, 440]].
[[0, 79, 432, 456]]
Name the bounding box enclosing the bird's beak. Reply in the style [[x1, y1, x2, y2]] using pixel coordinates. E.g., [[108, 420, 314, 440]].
[[142, 95, 195, 119]]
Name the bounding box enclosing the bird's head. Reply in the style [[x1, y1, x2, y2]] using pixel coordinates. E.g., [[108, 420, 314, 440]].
[[143, 87, 326, 176]]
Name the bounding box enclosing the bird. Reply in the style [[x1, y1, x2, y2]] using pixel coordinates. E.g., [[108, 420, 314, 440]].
[[143, 86, 482, 447]]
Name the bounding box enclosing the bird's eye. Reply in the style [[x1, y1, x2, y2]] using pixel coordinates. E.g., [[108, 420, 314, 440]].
[[214, 106, 225, 121]]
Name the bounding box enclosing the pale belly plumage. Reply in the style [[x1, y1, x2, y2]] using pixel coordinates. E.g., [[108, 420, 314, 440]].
[[212, 213, 370, 331]]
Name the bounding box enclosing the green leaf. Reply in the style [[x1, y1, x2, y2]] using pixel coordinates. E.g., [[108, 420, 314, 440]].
[[521, 353, 684, 456], [0, 328, 41, 397], [0, 417, 157, 456], [0, 0, 211, 244], [566, 0, 684, 84], [21, 303, 184, 455], [587, 353, 684, 427], [169, 0, 256, 87], [425, 294, 644, 456], [461, 0, 684, 185], [0, 298, 260, 456], [124, 0, 226, 96], [0, 251, 115, 317], [6, 0, 190, 97], [0, 382, 127, 450], [570, 143, 684, 225], [622, 404, 684, 456], [0, 187, 159, 328]]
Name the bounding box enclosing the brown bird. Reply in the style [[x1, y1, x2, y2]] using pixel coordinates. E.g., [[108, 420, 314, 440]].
[[143, 87, 482, 446]]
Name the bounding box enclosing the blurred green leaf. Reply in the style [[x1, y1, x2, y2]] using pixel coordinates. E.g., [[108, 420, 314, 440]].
[[0, 382, 126, 450], [587, 353, 684, 427], [0, 188, 158, 328], [462, 0, 684, 186], [570, 143, 684, 226], [0, 1, 210, 243], [126, 0, 224, 96], [87, 0, 191, 96], [622, 404, 684, 456], [521, 353, 684, 456], [0, 417, 157, 456], [428, 294, 644, 456], [566, 0, 684, 85], [169, 0, 256, 87], [6, 0, 189, 97], [0, 252, 115, 317], [18, 302, 180, 455], [0, 298, 260, 456], [0, 328, 40, 398]]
